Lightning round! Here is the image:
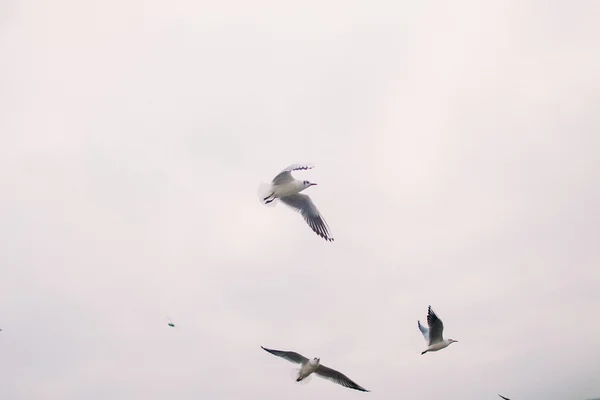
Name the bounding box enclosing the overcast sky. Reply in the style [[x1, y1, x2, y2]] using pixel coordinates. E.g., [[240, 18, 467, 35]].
[[1, 1, 600, 399]]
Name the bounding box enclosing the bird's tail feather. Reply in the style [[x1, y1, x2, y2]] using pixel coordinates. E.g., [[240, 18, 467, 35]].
[[257, 182, 277, 207], [288, 368, 311, 384], [287, 367, 299, 381]]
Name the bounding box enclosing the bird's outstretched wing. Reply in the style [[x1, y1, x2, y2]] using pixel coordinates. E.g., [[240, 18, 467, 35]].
[[261, 346, 309, 365], [280, 193, 334, 242], [272, 164, 314, 185], [426, 306, 445, 345], [315, 364, 369, 392], [418, 320, 430, 343], [498, 395, 511, 400]]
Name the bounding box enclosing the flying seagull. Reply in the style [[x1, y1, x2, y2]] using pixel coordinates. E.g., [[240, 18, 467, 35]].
[[418, 305, 458, 355], [260, 346, 369, 392], [257, 164, 334, 242], [498, 395, 510, 400]]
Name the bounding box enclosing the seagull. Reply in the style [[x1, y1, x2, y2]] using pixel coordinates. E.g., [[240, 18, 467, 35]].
[[261, 346, 369, 392], [498, 395, 511, 400], [257, 164, 334, 242], [418, 305, 458, 355]]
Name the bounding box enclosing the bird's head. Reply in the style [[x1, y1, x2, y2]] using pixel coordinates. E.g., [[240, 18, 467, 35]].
[[311, 357, 320, 366], [302, 180, 317, 189]]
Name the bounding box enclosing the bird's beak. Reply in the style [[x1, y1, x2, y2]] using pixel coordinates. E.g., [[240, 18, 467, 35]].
[[310, 183, 317, 186]]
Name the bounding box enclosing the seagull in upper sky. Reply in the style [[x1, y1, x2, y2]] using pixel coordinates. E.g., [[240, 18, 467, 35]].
[[257, 164, 334, 242], [261, 346, 369, 392], [498, 395, 511, 400], [418, 305, 458, 355]]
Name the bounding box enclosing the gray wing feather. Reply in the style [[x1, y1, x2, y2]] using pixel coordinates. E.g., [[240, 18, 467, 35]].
[[315, 364, 369, 392], [261, 346, 308, 365], [418, 320, 430, 344], [426, 306, 444, 345], [272, 164, 314, 185], [280, 194, 334, 242]]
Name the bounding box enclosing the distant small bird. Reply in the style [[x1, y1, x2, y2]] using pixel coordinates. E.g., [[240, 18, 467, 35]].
[[418, 306, 458, 355], [261, 346, 369, 392], [257, 164, 334, 242], [498, 395, 510, 400], [166, 316, 176, 328]]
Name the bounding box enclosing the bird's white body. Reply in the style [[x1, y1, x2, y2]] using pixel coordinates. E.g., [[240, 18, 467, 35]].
[[272, 180, 307, 198], [423, 340, 452, 353], [298, 358, 320, 381]]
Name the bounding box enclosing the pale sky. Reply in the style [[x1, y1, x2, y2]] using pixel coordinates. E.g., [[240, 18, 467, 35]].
[[1, 1, 600, 399]]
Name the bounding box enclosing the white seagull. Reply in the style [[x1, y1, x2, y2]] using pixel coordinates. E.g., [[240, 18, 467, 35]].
[[418, 306, 458, 355], [261, 346, 369, 392], [257, 164, 334, 242]]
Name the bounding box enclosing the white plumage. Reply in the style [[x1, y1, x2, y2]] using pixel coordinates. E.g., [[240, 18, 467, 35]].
[[257, 164, 334, 242], [418, 305, 458, 355]]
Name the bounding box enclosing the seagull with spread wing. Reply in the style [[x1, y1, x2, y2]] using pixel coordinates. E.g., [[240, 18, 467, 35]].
[[260, 346, 369, 392], [418, 305, 458, 355], [257, 164, 334, 242]]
